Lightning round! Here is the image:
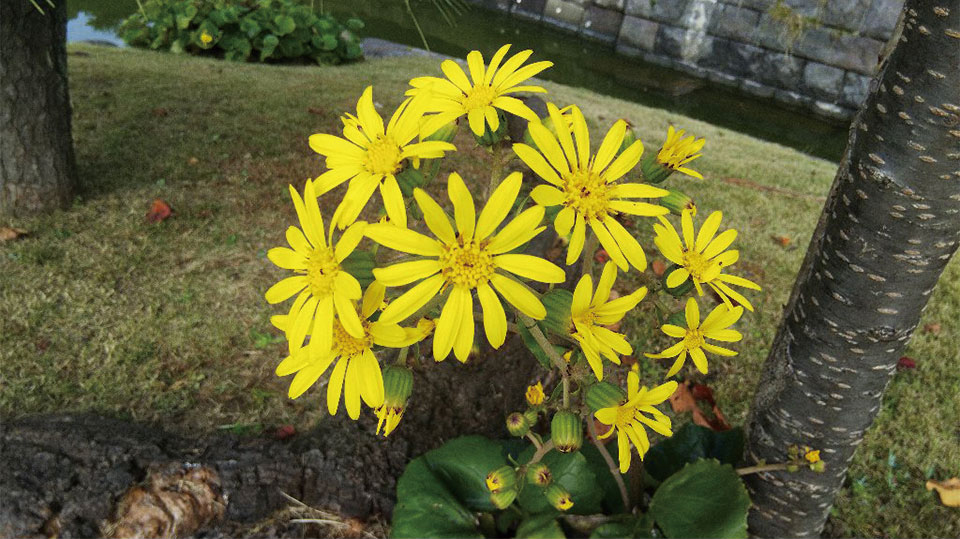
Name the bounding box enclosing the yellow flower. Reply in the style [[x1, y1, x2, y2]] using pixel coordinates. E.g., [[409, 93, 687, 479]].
[[309, 86, 456, 229], [409, 44, 553, 137], [804, 449, 821, 464], [645, 298, 743, 378], [526, 382, 545, 406], [200, 31, 213, 45], [595, 371, 677, 473], [272, 282, 427, 419], [365, 172, 566, 362], [653, 209, 761, 311], [570, 262, 647, 381], [265, 181, 369, 359], [657, 125, 705, 179], [513, 103, 669, 271]]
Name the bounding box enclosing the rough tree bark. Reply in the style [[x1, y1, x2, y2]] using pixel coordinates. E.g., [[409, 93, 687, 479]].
[[0, 0, 79, 216], [744, 1, 960, 536]]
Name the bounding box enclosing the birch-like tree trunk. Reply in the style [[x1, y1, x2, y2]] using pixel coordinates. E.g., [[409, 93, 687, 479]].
[[744, 1, 960, 536], [0, 0, 78, 216]]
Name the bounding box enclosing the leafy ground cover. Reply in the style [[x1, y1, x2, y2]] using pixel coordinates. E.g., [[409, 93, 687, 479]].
[[0, 44, 956, 537]]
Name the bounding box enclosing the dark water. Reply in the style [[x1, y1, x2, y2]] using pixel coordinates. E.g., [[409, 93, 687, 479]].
[[67, 0, 848, 162]]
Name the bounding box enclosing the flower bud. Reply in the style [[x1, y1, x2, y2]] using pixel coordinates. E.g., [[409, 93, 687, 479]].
[[545, 484, 574, 511], [474, 109, 508, 147], [525, 382, 545, 406], [506, 412, 531, 437], [640, 152, 673, 184], [375, 366, 413, 437], [810, 460, 826, 473], [540, 289, 573, 338], [586, 382, 627, 412], [523, 408, 539, 426], [486, 465, 518, 493], [490, 487, 518, 509], [526, 462, 552, 487], [424, 120, 458, 143], [786, 464, 800, 473], [663, 264, 695, 297], [551, 410, 583, 453], [660, 189, 697, 217], [619, 120, 640, 154], [804, 449, 821, 464]]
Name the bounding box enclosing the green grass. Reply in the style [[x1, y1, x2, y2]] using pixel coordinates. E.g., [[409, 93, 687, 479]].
[[1, 44, 957, 537]]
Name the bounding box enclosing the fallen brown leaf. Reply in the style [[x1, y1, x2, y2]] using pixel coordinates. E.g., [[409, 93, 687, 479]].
[[771, 234, 791, 247], [0, 227, 28, 242], [926, 478, 960, 507], [274, 424, 296, 440], [669, 381, 731, 431], [595, 249, 610, 263], [146, 199, 172, 223], [897, 356, 916, 370], [187, 156, 199, 166], [923, 323, 941, 335], [151, 107, 169, 117], [652, 260, 667, 277]]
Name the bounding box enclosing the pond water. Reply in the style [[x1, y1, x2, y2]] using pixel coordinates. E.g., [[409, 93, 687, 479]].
[[67, 0, 848, 162]]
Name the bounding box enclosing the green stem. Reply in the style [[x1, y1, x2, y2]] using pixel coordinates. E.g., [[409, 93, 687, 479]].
[[525, 431, 542, 451], [396, 346, 409, 366], [587, 419, 630, 512], [580, 229, 598, 278], [526, 439, 555, 466], [736, 463, 793, 476], [518, 313, 570, 408], [404, 0, 430, 52], [487, 144, 504, 198]]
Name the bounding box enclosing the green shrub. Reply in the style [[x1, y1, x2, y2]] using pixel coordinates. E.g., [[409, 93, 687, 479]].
[[119, 0, 364, 64]]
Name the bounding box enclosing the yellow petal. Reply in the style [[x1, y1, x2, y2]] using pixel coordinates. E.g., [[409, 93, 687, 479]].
[[476, 172, 522, 241], [617, 429, 631, 473], [466, 50, 486, 85], [265, 276, 307, 304], [602, 216, 647, 271], [690, 347, 709, 374], [591, 220, 628, 271], [484, 44, 511, 85], [527, 121, 570, 175], [531, 184, 564, 206], [685, 297, 700, 328], [571, 273, 593, 315], [334, 222, 367, 263], [335, 293, 364, 338], [378, 274, 445, 325], [288, 295, 319, 353], [414, 189, 456, 244], [441, 59, 472, 93], [326, 356, 349, 415], [566, 214, 587, 265], [490, 274, 546, 319], [680, 210, 695, 251], [287, 355, 331, 399], [268, 247, 306, 270], [702, 229, 738, 259], [555, 206, 575, 237], [365, 221, 442, 256], [477, 283, 507, 348], [601, 140, 643, 182], [593, 120, 627, 174], [434, 286, 467, 361], [593, 262, 617, 307], [344, 357, 362, 419], [356, 86, 385, 139], [513, 143, 563, 186], [547, 103, 578, 171], [380, 176, 407, 229], [362, 281, 387, 319], [570, 106, 590, 168], [695, 211, 723, 253], [453, 294, 475, 362], [494, 254, 566, 283], [373, 259, 441, 287], [487, 206, 545, 254], [358, 348, 385, 408], [448, 172, 476, 240], [467, 108, 486, 136], [666, 267, 689, 289]]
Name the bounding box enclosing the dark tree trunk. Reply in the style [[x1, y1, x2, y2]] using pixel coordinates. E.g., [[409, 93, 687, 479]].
[[744, 0, 960, 536], [0, 0, 78, 216]]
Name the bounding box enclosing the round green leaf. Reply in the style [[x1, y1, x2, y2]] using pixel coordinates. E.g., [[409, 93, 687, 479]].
[[645, 423, 745, 482], [273, 14, 296, 36], [392, 457, 482, 539], [424, 435, 509, 512], [517, 513, 566, 538], [648, 459, 750, 539]]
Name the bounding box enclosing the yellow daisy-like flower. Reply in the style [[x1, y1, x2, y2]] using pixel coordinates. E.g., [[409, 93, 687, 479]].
[[308, 86, 456, 229], [365, 172, 566, 362], [513, 103, 669, 271], [525, 382, 545, 406], [595, 370, 677, 473], [200, 31, 213, 45], [272, 282, 427, 418], [653, 209, 761, 311], [409, 44, 553, 137], [645, 298, 744, 378], [657, 125, 705, 179], [265, 180, 369, 359], [570, 262, 648, 381]]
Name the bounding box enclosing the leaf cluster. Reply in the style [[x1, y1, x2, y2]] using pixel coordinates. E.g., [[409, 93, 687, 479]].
[[119, 0, 365, 64]]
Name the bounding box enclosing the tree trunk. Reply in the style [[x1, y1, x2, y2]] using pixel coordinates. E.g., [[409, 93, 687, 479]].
[[744, 1, 960, 536], [0, 0, 78, 216]]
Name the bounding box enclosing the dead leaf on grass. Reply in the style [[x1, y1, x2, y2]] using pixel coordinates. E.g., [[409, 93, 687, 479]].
[[923, 323, 941, 335], [897, 356, 916, 370], [151, 107, 169, 117], [669, 381, 731, 431], [771, 234, 792, 247], [0, 227, 28, 242], [187, 157, 199, 166], [652, 259, 667, 277], [146, 199, 173, 223], [926, 478, 960, 507]]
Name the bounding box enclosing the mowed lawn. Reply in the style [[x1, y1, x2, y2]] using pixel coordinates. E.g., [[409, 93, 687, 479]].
[[1, 44, 957, 537]]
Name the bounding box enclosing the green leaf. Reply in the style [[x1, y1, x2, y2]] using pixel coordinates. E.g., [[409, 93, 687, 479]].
[[645, 424, 745, 482], [260, 33, 279, 61], [346, 17, 365, 31], [517, 446, 603, 515], [589, 514, 656, 538], [517, 320, 566, 370], [321, 33, 338, 51], [391, 457, 482, 539], [648, 459, 750, 539], [240, 17, 261, 38], [340, 249, 375, 289], [580, 442, 632, 513], [424, 435, 508, 512], [273, 14, 296, 36], [517, 513, 565, 538]]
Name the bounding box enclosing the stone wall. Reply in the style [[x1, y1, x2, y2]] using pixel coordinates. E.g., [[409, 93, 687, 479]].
[[471, 0, 903, 119]]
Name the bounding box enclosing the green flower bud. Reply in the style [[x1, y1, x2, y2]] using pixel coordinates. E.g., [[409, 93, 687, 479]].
[[786, 464, 800, 473], [506, 412, 531, 437], [660, 189, 697, 217], [666, 310, 687, 327], [375, 366, 413, 437], [474, 109, 508, 147], [551, 410, 583, 453], [490, 487, 518, 509], [424, 120, 458, 143], [663, 264, 695, 297], [523, 408, 539, 426], [540, 289, 573, 337], [522, 112, 561, 147], [396, 166, 426, 198], [486, 465, 518, 493], [526, 462, 552, 487], [619, 120, 640, 153], [545, 484, 574, 511], [810, 461, 826, 473], [640, 152, 673, 184], [586, 382, 627, 412]]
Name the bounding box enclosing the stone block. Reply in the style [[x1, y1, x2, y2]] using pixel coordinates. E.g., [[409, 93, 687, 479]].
[[656, 23, 715, 62], [841, 71, 871, 108], [819, 0, 870, 30], [780, 0, 822, 18], [543, 0, 585, 29], [753, 12, 793, 49], [591, 0, 625, 11], [793, 28, 884, 74], [700, 37, 764, 77], [862, 0, 902, 40], [775, 87, 812, 108], [741, 78, 776, 98], [514, 0, 548, 18], [803, 61, 845, 100], [705, 68, 740, 87], [708, 4, 761, 42], [812, 100, 851, 120], [625, 0, 689, 23], [756, 51, 805, 88], [619, 15, 659, 51], [582, 5, 624, 42], [718, 0, 774, 9]]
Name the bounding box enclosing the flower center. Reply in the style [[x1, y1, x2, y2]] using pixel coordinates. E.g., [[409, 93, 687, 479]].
[[461, 84, 497, 111], [562, 168, 611, 222], [439, 239, 496, 288], [681, 249, 714, 281], [306, 248, 340, 297], [333, 319, 373, 358], [364, 136, 403, 176], [682, 328, 705, 351], [614, 405, 635, 427]]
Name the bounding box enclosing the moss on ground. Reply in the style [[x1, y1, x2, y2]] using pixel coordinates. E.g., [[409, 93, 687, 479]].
[[1, 44, 957, 537]]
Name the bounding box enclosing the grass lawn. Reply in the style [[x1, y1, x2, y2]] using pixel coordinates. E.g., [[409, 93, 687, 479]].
[[1, 44, 957, 537]]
